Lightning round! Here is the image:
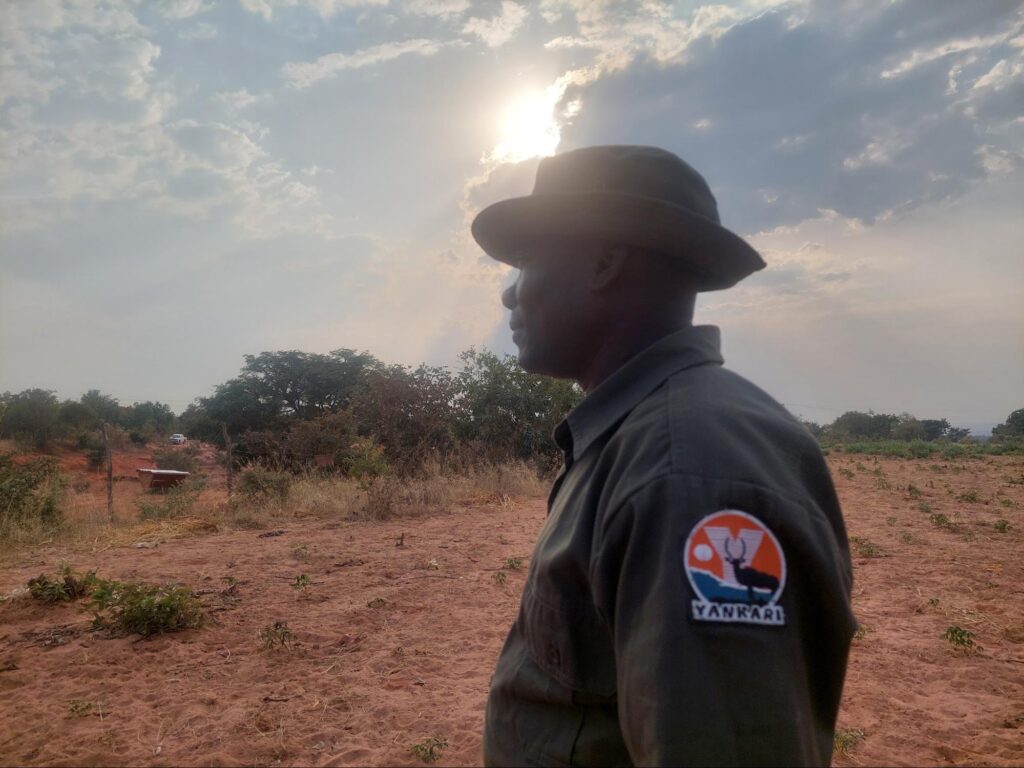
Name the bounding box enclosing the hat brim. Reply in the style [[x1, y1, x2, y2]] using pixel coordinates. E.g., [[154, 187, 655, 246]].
[[471, 192, 765, 292]]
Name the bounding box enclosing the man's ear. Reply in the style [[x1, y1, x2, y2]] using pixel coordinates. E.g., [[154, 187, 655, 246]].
[[591, 243, 629, 291]]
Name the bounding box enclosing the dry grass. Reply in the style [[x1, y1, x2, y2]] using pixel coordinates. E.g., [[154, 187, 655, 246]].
[[0, 460, 548, 562]]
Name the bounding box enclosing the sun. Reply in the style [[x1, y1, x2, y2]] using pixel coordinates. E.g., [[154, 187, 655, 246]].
[[490, 88, 561, 164]]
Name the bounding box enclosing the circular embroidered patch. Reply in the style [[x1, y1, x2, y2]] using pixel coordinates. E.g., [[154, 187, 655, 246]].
[[682, 509, 787, 626]]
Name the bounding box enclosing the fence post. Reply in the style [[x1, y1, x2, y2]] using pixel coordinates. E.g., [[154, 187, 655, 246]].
[[222, 423, 233, 498], [101, 423, 114, 523]]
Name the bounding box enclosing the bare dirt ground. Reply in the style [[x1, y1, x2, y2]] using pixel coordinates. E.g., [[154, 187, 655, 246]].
[[0, 453, 1022, 766]]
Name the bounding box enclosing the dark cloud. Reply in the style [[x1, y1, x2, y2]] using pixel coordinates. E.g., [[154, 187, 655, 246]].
[[558, 2, 1023, 233]]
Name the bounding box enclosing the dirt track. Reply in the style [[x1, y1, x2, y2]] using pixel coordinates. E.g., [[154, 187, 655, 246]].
[[0, 454, 1022, 766]]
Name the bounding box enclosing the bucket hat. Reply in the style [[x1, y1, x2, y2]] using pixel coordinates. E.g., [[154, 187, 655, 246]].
[[471, 145, 765, 291]]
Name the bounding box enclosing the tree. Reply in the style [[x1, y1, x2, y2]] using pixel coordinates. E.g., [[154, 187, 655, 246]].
[[892, 413, 926, 442], [123, 401, 175, 435], [993, 408, 1024, 439], [58, 400, 97, 433], [350, 364, 460, 473], [0, 389, 63, 448], [80, 390, 123, 425], [456, 348, 583, 467], [826, 411, 897, 441], [919, 419, 951, 441]]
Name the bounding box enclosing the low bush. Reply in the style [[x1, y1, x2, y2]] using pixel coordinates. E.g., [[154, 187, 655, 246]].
[[137, 485, 199, 520], [0, 453, 66, 534], [88, 578, 204, 637], [27, 563, 97, 603], [152, 446, 199, 474], [237, 464, 291, 502]]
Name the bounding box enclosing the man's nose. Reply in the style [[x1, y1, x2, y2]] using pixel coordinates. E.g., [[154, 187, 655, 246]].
[[501, 283, 517, 311]]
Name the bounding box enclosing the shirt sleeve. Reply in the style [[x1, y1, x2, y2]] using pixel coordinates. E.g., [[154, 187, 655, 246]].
[[589, 472, 855, 766]]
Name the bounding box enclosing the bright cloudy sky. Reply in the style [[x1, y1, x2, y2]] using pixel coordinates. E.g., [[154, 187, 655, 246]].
[[1, 0, 1022, 432]]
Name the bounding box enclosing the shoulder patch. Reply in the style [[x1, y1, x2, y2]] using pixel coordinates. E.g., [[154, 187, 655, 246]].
[[682, 509, 787, 626]]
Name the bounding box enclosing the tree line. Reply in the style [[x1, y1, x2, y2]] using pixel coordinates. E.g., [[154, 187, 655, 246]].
[[0, 389, 174, 450], [176, 348, 582, 475], [802, 409, 1024, 444], [3, 348, 1021, 477]]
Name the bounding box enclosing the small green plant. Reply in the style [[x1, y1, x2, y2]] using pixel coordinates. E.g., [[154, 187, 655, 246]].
[[898, 531, 914, 544], [833, 728, 865, 755], [853, 625, 871, 641], [875, 477, 892, 491], [943, 625, 980, 652], [956, 489, 982, 503], [850, 536, 881, 558], [409, 735, 448, 763], [504, 557, 523, 570], [854, 462, 867, 472], [258, 621, 293, 650], [838, 468, 854, 480], [998, 497, 1014, 508], [906, 484, 922, 498], [27, 563, 97, 603], [292, 574, 312, 593], [492, 571, 507, 586], [88, 578, 204, 637], [291, 544, 310, 561], [137, 484, 199, 520], [917, 502, 932, 514], [927, 597, 940, 608], [885, 515, 897, 526], [930, 512, 958, 531], [67, 699, 94, 717], [237, 464, 291, 502], [993, 519, 1010, 533], [367, 597, 387, 609]]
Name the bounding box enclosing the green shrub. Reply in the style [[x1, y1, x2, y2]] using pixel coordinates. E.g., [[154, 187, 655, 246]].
[[152, 446, 198, 474], [258, 621, 293, 650], [88, 578, 204, 637], [137, 485, 199, 520], [833, 728, 865, 755], [850, 536, 881, 558], [27, 563, 97, 603], [237, 464, 291, 502], [409, 736, 448, 763], [0, 453, 66, 532], [943, 625, 979, 651]]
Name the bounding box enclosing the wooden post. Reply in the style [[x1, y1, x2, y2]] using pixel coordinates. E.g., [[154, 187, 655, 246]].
[[101, 423, 114, 522], [222, 423, 233, 498]]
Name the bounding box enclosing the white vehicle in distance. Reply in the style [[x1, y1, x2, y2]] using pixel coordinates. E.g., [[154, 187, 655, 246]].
[[168, 433, 187, 445]]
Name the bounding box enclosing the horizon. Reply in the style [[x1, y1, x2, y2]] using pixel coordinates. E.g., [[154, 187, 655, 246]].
[[2, 1, 1022, 430]]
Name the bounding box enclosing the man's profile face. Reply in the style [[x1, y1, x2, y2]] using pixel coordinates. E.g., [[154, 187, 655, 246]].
[[501, 236, 598, 380]]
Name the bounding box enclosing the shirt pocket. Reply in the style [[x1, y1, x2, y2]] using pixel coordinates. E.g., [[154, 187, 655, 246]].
[[521, 582, 618, 698]]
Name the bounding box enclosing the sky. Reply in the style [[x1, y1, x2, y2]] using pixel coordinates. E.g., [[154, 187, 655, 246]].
[[1, 0, 1022, 432]]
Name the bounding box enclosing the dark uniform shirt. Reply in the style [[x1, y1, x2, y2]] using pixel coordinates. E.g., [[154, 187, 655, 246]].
[[484, 325, 855, 767]]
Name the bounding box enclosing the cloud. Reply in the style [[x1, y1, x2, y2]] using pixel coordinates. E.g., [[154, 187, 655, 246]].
[[554, 2, 1024, 232], [215, 88, 260, 110], [282, 38, 451, 87], [179, 22, 219, 40], [463, 1, 529, 48], [403, 0, 471, 18], [160, 0, 213, 20], [238, 0, 389, 21]]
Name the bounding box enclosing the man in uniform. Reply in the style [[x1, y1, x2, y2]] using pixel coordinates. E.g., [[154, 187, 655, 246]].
[[471, 145, 855, 766]]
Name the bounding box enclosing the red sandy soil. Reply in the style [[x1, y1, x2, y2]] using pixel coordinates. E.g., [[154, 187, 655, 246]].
[[0, 453, 1022, 766]]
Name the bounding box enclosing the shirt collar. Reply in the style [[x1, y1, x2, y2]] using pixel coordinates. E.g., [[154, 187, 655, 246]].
[[555, 325, 723, 463]]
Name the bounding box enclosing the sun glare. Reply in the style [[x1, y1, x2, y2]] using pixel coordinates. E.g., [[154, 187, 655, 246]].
[[490, 88, 562, 164]]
